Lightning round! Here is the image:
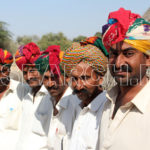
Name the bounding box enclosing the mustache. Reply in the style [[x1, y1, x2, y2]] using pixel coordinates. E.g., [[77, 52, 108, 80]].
[[27, 78, 38, 83], [112, 65, 132, 73], [73, 88, 89, 95], [47, 85, 58, 91]]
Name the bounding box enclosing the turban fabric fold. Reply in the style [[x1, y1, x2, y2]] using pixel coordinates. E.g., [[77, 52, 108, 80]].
[[15, 42, 41, 70], [35, 45, 64, 75], [61, 37, 108, 76], [0, 48, 13, 67], [102, 8, 150, 55]]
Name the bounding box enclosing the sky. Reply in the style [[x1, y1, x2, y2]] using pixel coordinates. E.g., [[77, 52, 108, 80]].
[[0, 0, 150, 40]]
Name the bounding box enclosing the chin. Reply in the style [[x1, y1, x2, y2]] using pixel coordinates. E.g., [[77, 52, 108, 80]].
[[115, 78, 130, 86], [49, 91, 58, 97], [77, 94, 87, 101]]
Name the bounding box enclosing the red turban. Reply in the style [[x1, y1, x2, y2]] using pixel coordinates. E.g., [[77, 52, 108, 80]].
[[35, 45, 64, 75], [15, 42, 41, 70]]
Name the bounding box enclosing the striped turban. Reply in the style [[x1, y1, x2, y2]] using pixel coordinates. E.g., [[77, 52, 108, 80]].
[[0, 48, 13, 67], [15, 42, 41, 70], [61, 37, 108, 76], [35, 45, 64, 75], [102, 8, 150, 55]]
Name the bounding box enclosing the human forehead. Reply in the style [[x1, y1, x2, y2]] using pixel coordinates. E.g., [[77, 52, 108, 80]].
[[71, 61, 94, 76], [111, 41, 136, 51], [24, 65, 37, 71], [44, 70, 62, 78]]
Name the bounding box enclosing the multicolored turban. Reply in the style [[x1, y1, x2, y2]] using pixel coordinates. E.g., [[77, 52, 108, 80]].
[[35, 45, 64, 75], [61, 37, 108, 76], [102, 8, 150, 55], [15, 42, 41, 70], [0, 48, 13, 67]]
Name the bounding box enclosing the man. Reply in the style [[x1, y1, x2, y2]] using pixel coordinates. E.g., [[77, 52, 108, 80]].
[[15, 42, 48, 150], [99, 8, 150, 150], [34, 45, 78, 150], [0, 49, 26, 150], [61, 37, 108, 150]]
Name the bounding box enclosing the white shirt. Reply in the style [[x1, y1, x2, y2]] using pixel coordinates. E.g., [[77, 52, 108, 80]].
[[30, 94, 53, 150], [0, 79, 27, 150], [16, 85, 48, 150], [68, 91, 107, 150], [15, 82, 30, 100], [47, 87, 78, 150], [99, 80, 150, 150]]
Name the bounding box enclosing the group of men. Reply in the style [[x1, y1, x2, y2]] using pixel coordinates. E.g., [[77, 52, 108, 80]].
[[0, 8, 150, 150]]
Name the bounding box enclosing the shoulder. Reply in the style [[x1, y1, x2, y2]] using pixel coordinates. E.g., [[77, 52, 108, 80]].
[[37, 94, 53, 114]]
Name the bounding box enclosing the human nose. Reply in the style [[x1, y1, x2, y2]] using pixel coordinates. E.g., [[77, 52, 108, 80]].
[[75, 78, 84, 91], [115, 54, 126, 69]]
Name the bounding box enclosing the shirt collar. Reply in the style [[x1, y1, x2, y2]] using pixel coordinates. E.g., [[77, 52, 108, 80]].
[[106, 80, 150, 114], [3, 79, 19, 97], [131, 80, 150, 114], [29, 85, 48, 95], [106, 85, 119, 104], [87, 91, 107, 113], [56, 87, 73, 110], [7, 79, 20, 93]]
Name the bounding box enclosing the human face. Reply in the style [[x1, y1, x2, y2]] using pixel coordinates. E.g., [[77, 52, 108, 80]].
[[0, 64, 10, 86], [43, 70, 67, 98], [23, 65, 43, 88], [71, 61, 103, 102], [109, 41, 150, 86]]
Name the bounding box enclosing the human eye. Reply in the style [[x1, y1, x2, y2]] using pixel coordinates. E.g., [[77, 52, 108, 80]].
[[23, 71, 27, 75], [71, 76, 78, 82], [123, 50, 135, 57], [81, 76, 90, 81], [109, 49, 118, 58], [44, 76, 49, 81]]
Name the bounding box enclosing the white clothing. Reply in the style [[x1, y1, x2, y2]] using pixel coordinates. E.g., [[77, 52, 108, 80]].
[[68, 91, 107, 150], [47, 87, 78, 150], [0, 79, 26, 150], [16, 85, 48, 150], [99, 80, 150, 150]]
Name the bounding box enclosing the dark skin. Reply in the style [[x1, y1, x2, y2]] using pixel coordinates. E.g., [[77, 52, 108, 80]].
[[71, 61, 104, 108], [109, 41, 150, 118], [0, 65, 10, 100], [23, 65, 43, 102], [43, 70, 68, 116]]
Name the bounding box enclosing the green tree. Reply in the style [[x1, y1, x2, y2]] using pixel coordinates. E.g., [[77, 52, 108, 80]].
[[0, 21, 12, 50], [73, 35, 87, 42], [17, 36, 33, 45], [94, 32, 102, 38], [38, 32, 72, 51]]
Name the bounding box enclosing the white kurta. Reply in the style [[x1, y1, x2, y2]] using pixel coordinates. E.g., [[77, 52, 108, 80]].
[[47, 87, 79, 150], [99, 80, 150, 150], [0, 79, 28, 150], [68, 91, 107, 150], [16, 85, 48, 150], [31, 94, 53, 150]]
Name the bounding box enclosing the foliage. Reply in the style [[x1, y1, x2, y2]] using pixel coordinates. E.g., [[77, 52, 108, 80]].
[[73, 35, 87, 42], [16, 35, 40, 46], [38, 32, 72, 51], [94, 32, 102, 38], [0, 21, 12, 51]]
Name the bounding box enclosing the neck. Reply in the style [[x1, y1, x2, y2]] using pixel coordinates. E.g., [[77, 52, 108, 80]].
[[53, 86, 68, 107], [81, 89, 102, 109], [119, 76, 148, 106], [32, 85, 42, 97]]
